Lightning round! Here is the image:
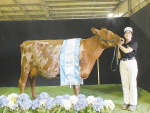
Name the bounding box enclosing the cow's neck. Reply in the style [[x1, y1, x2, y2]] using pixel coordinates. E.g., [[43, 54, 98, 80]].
[[91, 35, 105, 56], [80, 35, 104, 79]]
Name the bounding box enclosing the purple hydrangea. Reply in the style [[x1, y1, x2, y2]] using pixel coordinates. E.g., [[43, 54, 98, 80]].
[[45, 97, 56, 109], [74, 98, 88, 111], [0, 95, 9, 108], [63, 94, 70, 100], [55, 96, 63, 106]]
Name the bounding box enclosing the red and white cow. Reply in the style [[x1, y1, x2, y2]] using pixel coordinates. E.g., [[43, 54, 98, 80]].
[[19, 27, 124, 98]]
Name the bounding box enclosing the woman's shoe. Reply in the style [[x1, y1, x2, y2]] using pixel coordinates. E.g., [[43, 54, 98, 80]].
[[128, 105, 136, 111], [122, 103, 130, 110]]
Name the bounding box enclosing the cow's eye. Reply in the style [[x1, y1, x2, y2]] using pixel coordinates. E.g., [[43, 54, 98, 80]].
[[106, 32, 108, 35]]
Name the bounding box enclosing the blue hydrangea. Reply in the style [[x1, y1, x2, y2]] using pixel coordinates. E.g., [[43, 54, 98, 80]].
[[55, 96, 63, 106], [96, 97, 104, 106], [63, 94, 70, 100], [74, 98, 88, 111], [38, 92, 49, 100], [92, 102, 103, 112], [77, 94, 86, 100], [45, 97, 56, 109], [32, 98, 40, 109], [0, 95, 9, 108], [18, 93, 30, 101], [92, 97, 104, 112], [19, 99, 32, 110], [16, 93, 32, 110], [96, 97, 103, 103]]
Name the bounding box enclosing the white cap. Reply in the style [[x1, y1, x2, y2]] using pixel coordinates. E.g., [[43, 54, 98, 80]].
[[124, 27, 133, 33]]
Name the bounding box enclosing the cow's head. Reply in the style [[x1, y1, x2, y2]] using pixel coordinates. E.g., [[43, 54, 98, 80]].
[[91, 27, 124, 48]]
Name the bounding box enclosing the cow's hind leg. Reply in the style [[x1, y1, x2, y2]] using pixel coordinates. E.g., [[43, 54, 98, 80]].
[[19, 69, 30, 94], [30, 76, 37, 99], [30, 67, 38, 99], [19, 54, 31, 95]]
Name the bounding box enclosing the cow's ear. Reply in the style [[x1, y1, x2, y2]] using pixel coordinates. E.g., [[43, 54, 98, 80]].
[[91, 27, 99, 34]]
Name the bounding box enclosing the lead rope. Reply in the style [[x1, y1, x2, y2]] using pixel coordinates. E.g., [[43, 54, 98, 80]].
[[111, 45, 118, 71], [97, 34, 118, 71]]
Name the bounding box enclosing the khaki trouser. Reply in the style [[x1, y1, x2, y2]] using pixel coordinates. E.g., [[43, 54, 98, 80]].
[[120, 59, 138, 105]]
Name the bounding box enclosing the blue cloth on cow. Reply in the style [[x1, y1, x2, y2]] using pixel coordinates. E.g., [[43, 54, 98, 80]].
[[60, 38, 83, 87]]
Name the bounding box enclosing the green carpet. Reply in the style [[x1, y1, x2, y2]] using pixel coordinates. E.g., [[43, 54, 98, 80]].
[[0, 84, 150, 113]]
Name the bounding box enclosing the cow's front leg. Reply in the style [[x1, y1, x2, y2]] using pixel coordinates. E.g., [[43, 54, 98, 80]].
[[73, 77, 81, 96], [73, 84, 80, 96]]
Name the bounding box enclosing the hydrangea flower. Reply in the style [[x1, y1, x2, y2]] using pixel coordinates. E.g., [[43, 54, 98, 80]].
[[104, 99, 115, 110], [74, 98, 88, 111], [6, 93, 19, 110], [16, 93, 32, 110], [55, 96, 63, 106], [34, 92, 50, 108], [96, 97, 104, 105], [69, 95, 78, 105], [40, 99, 46, 107], [0, 95, 9, 108], [19, 99, 32, 110], [8, 100, 16, 110], [7, 93, 18, 103], [63, 94, 70, 100], [86, 95, 97, 104], [37, 92, 49, 100], [32, 98, 40, 109], [18, 93, 30, 101], [45, 97, 56, 109], [77, 94, 86, 100], [62, 99, 71, 110], [92, 102, 103, 112]]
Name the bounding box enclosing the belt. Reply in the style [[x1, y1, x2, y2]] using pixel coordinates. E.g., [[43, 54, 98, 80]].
[[121, 57, 135, 61]]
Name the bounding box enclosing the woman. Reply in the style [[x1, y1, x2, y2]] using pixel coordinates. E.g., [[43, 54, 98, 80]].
[[118, 27, 138, 111]]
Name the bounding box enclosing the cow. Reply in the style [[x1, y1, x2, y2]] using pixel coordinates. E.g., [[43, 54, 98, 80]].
[[19, 27, 124, 98]]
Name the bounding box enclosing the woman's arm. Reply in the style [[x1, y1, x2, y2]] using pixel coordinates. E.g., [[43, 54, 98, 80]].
[[118, 44, 133, 53]]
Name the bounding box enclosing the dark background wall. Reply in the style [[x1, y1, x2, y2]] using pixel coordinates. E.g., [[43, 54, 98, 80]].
[[129, 3, 150, 92], [0, 3, 150, 93], [0, 18, 128, 87]]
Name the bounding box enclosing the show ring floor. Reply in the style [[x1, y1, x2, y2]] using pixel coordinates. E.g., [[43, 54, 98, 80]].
[[0, 84, 150, 113]]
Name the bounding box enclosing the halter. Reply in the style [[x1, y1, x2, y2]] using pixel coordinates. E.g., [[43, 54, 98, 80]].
[[97, 33, 118, 71], [97, 34, 117, 46]]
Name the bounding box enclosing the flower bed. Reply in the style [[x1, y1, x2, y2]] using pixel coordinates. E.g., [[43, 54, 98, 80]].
[[0, 92, 115, 113]]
